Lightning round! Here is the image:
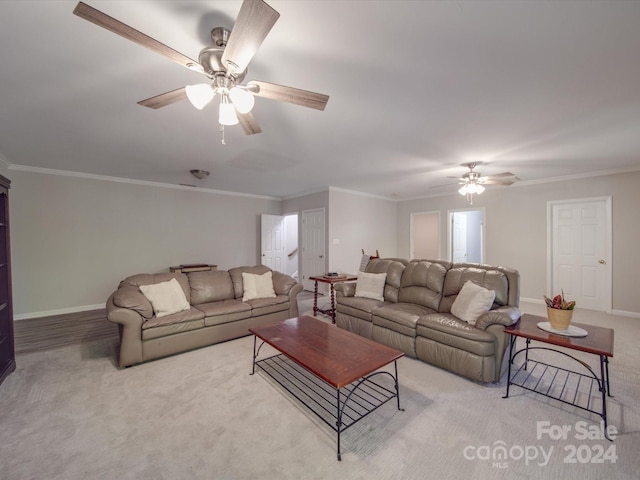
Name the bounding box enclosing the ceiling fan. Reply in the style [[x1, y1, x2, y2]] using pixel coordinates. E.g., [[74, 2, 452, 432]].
[[72, 0, 329, 139], [447, 162, 519, 204]]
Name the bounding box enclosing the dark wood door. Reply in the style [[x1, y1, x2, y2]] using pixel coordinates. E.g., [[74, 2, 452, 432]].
[[0, 174, 14, 386]]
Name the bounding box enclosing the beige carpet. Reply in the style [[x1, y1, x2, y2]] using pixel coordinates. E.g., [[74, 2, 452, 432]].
[[0, 300, 638, 479]]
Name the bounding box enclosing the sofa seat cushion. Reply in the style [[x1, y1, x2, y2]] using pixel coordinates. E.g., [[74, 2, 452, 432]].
[[337, 296, 386, 316], [247, 295, 289, 316], [142, 306, 205, 329], [142, 319, 205, 340], [416, 313, 496, 357], [194, 299, 252, 326], [373, 303, 434, 333], [141, 307, 206, 340]]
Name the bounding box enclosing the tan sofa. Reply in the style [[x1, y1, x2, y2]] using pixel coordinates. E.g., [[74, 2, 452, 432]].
[[106, 265, 302, 367], [334, 258, 520, 383]]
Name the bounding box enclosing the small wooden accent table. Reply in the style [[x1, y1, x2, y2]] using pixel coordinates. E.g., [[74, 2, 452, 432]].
[[169, 264, 217, 273], [250, 316, 404, 460], [309, 274, 357, 324], [503, 314, 614, 439]]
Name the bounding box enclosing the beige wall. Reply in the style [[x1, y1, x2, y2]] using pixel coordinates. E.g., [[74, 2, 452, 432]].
[[412, 212, 440, 259], [10, 170, 281, 318], [328, 188, 397, 274], [396, 171, 640, 315], [10, 167, 640, 318]]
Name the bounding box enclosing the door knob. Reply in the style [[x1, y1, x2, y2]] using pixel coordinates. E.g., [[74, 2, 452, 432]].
[[598, 259, 606, 264], [319, 255, 324, 258]]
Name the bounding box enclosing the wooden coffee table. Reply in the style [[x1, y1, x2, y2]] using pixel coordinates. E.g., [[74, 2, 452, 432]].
[[503, 313, 614, 439], [249, 316, 404, 460]]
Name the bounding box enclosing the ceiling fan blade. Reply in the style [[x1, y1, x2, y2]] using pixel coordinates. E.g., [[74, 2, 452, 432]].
[[430, 181, 461, 189], [485, 172, 516, 178], [138, 87, 187, 109], [73, 2, 199, 71], [237, 111, 262, 135], [248, 81, 329, 111], [481, 178, 518, 186], [221, 0, 280, 75]]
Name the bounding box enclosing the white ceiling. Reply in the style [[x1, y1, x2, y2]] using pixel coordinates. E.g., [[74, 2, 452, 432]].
[[1, 0, 640, 199]]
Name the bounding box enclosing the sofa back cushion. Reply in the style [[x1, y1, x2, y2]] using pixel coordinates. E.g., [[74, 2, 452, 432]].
[[398, 260, 448, 310], [188, 270, 235, 305], [119, 273, 191, 303], [365, 259, 406, 303], [440, 265, 513, 313], [271, 271, 297, 295], [228, 265, 272, 299]]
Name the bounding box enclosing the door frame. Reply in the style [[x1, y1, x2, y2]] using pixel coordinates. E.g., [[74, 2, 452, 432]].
[[410, 210, 441, 260], [447, 207, 485, 263], [301, 208, 326, 292], [546, 196, 612, 312]]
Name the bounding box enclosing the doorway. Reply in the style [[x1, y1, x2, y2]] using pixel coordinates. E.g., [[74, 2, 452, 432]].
[[411, 211, 440, 260], [547, 197, 612, 312], [260, 213, 298, 278], [447, 208, 484, 263]]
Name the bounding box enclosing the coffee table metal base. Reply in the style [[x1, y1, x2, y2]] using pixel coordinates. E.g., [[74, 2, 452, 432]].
[[251, 338, 403, 460], [503, 336, 614, 440]]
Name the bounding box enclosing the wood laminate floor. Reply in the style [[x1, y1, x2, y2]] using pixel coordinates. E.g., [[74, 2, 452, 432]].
[[13, 309, 118, 354], [13, 291, 322, 355]]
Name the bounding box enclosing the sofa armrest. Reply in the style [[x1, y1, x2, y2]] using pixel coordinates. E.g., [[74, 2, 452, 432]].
[[475, 306, 521, 331], [106, 293, 144, 367], [334, 282, 356, 298], [287, 283, 303, 317]]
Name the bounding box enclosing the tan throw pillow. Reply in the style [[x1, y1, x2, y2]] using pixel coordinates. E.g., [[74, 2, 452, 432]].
[[242, 271, 276, 301], [450, 280, 496, 325], [139, 278, 190, 318], [355, 272, 387, 301]]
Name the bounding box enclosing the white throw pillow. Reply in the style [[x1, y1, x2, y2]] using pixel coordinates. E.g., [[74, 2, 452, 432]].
[[242, 271, 276, 301], [450, 280, 496, 325], [354, 272, 387, 301], [139, 278, 190, 318]]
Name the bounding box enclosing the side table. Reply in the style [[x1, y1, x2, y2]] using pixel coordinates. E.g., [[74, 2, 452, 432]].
[[503, 313, 615, 440], [309, 275, 357, 324]]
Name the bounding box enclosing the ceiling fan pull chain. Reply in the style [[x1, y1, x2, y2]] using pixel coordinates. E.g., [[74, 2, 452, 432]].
[[220, 124, 226, 145]]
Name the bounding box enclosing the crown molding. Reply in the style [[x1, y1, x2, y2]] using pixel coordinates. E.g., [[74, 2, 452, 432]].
[[400, 164, 640, 202], [0, 153, 12, 170], [328, 186, 397, 201], [9, 164, 281, 200]]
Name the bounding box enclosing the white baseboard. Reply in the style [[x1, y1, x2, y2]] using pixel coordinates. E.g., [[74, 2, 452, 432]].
[[519, 297, 545, 305], [611, 309, 640, 318], [14, 304, 105, 321]]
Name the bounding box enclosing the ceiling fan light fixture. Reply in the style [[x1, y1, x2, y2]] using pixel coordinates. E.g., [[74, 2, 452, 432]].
[[190, 169, 210, 180], [186, 83, 215, 110], [229, 86, 255, 114], [459, 182, 485, 196], [218, 94, 239, 126]]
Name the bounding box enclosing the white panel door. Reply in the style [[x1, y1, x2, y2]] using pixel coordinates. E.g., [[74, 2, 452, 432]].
[[551, 199, 610, 311], [452, 212, 468, 263], [261, 214, 284, 272], [301, 208, 326, 291]]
